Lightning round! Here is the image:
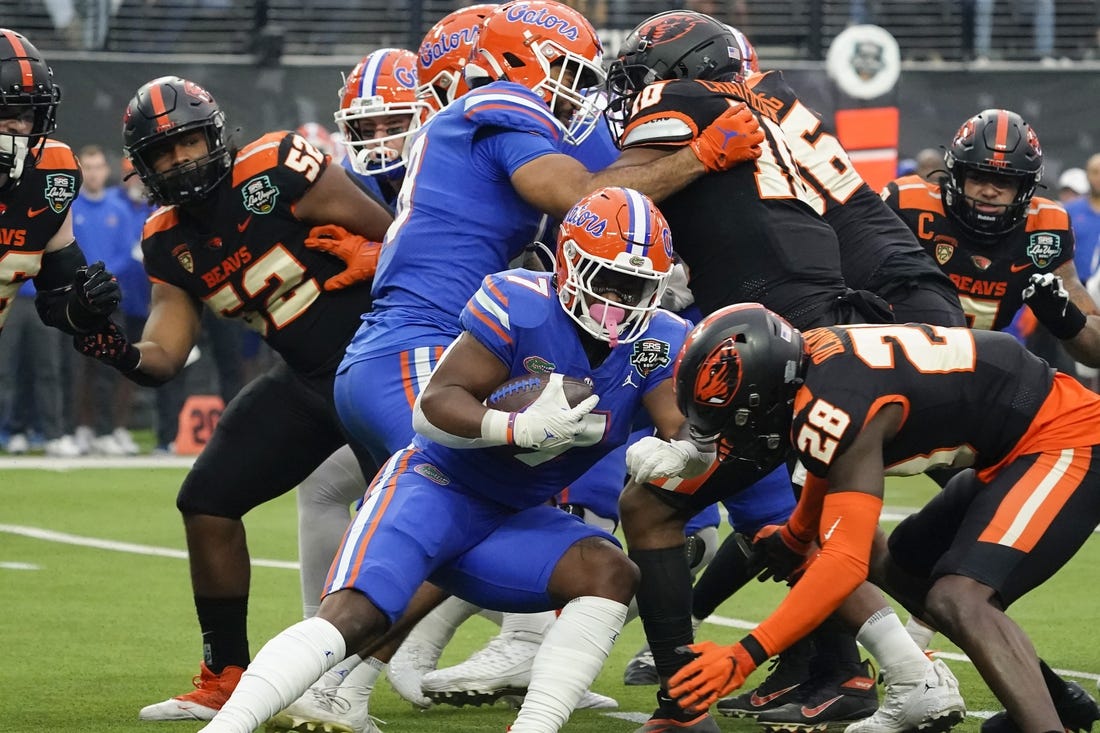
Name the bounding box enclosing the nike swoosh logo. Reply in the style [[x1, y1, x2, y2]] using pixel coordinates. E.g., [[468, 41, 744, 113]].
[[823, 516, 842, 540], [801, 695, 844, 717], [237, 215, 253, 232], [749, 683, 800, 706], [27, 207, 48, 217], [1010, 263, 1031, 272]]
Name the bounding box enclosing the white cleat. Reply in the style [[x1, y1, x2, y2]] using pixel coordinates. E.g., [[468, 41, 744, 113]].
[[421, 633, 540, 707], [265, 685, 380, 733], [388, 637, 443, 709], [845, 659, 965, 733], [576, 690, 619, 710]]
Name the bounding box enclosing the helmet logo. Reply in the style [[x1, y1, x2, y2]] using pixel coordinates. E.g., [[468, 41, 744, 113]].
[[694, 338, 741, 406], [393, 64, 418, 89], [953, 119, 975, 148], [642, 15, 705, 47], [630, 337, 671, 378], [628, 254, 645, 267], [504, 3, 580, 42], [420, 26, 480, 68], [563, 202, 607, 236], [183, 80, 214, 104]]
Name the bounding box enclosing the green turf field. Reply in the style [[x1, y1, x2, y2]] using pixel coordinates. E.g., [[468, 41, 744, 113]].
[[0, 464, 1095, 733]]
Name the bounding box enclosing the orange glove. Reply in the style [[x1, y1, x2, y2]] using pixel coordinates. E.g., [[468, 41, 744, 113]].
[[688, 103, 765, 173], [753, 523, 814, 583], [304, 224, 382, 291], [668, 640, 758, 713]]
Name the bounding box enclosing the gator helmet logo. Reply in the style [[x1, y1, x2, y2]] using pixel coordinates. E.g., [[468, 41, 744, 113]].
[[172, 244, 194, 273], [934, 242, 954, 265], [694, 337, 741, 406], [43, 173, 77, 213]]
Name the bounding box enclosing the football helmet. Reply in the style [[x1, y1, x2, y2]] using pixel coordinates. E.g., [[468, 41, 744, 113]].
[[555, 186, 674, 346], [467, 0, 606, 144], [726, 25, 759, 76], [0, 28, 60, 184], [296, 122, 336, 157], [943, 108, 1043, 238], [674, 303, 804, 470], [606, 11, 743, 128], [416, 4, 495, 112], [336, 48, 433, 177], [122, 76, 231, 207]]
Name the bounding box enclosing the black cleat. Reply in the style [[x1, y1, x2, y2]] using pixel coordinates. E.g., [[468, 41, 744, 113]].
[[981, 680, 1100, 733], [755, 660, 878, 732]]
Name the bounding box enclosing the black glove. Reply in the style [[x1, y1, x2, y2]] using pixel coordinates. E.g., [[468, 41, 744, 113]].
[[752, 524, 813, 584], [73, 318, 140, 373], [67, 261, 122, 331], [1022, 272, 1087, 340]]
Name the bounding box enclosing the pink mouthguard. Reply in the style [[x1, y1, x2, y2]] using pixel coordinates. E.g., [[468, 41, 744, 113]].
[[590, 303, 626, 348]]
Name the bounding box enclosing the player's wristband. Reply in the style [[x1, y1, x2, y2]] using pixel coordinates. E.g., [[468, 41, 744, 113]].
[[1044, 300, 1088, 340], [480, 409, 517, 446]]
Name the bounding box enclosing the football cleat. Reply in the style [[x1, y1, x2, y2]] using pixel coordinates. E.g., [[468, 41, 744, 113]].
[[420, 632, 538, 707], [845, 659, 965, 733], [138, 662, 243, 721], [634, 693, 722, 732], [756, 660, 878, 732], [387, 637, 442, 708], [624, 644, 660, 686], [265, 684, 380, 733], [717, 647, 811, 718], [981, 679, 1100, 733]]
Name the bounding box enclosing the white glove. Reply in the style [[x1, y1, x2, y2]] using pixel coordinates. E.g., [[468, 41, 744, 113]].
[[491, 373, 600, 451], [626, 436, 716, 485], [660, 262, 695, 312]]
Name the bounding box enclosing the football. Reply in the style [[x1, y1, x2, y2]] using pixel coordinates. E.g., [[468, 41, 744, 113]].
[[486, 374, 595, 412]]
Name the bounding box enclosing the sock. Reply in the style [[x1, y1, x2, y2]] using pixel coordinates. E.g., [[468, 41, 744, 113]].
[[405, 596, 482, 650], [508, 597, 627, 733], [810, 616, 863, 670], [856, 607, 929, 685], [631, 545, 694, 680], [342, 655, 386, 694], [313, 653, 363, 689], [691, 531, 760, 621], [196, 596, 250, 672], [210, 617, 346, 733], [903, 614, 936, 651], [500, 611, 556, 642], [296, 446, 365, 619]]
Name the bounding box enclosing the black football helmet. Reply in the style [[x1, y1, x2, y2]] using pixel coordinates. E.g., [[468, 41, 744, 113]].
[[0, 28, 60, 184], [942, 108, 1043, 239], [674, 303, 805, 470], [122, 76, 231, 206], [606, 10, 743, 128]]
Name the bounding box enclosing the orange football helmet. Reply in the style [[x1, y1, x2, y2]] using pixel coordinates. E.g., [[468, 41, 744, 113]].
[[335, 48, 433, 176], [556, 187, 674, 346], [727, 25, 759, 75], [416, 4, 496, 112], [468, 0, 605, 144]]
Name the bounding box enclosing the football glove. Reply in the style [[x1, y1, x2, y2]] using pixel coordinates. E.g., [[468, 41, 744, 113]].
[[67, 261, 122, 331], [626, 436, 715, 485], [689, 103, 765, 173], [753, 523, 814, 583], [73, 318, 140, 374], [668, 640, 758, 713], [304, 224, 382, 291], [501, 373, 600, 451], [1022, 272, 1087, 340]]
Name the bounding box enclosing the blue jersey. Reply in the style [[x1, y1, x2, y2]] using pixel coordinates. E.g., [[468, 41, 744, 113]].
[[415, 269, 690, 510], [342, 82, 573, 361], [341, 156, 397, 212]]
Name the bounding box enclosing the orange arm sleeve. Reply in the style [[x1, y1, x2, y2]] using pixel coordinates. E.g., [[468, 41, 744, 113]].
[[752, 491, 883, 657], [787, 473, 828, 541]]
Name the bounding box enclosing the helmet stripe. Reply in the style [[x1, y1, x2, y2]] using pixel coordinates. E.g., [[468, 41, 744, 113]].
[[991, 109, 1009, 163], [148, 82, 171, 132], [362, 50, 389, 96], [624, 187, 650, 255], [2, 30, 35, 90]]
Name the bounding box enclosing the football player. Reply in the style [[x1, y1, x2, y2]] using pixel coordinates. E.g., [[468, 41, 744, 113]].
[[603, 13, 960, 731], [668, 303, 1100, 733], [882, 107, 1100, 733], [73, 76, 393, 722], [196, 186, 703, 733], [0, 29, 121, 343]]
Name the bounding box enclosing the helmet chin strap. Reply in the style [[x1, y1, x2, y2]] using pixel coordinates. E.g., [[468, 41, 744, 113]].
[[589, 303, 625, 348]]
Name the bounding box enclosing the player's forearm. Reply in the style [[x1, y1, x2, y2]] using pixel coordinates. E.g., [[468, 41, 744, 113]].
[[592, 148, 705, 205], [127, 341, 184, 385]]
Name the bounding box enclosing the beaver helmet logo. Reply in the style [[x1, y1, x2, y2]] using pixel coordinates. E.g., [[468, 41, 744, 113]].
[[694, 337, 741, 406]]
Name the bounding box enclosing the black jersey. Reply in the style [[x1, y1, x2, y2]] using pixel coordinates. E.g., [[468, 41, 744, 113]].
[[620, 78, 847, 328], [794, 324, 1053, 479], [141, 131, 371, 376], [883, 175, 1074, 331], [0, 140, 82, 330]]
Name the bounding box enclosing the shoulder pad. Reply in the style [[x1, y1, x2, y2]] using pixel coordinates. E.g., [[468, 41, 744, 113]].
[[1025, 197, 1071, 232], [142, 205, 180, 239], [231, 132, 289, 187], [461, 83, 563, 140], [38, 140, 79, 171]]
